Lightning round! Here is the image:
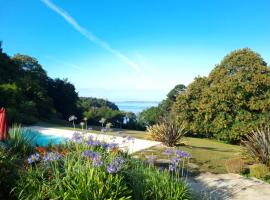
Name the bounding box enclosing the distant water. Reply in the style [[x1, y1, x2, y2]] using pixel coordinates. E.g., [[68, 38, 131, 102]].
[[115, 101, 159, 114]]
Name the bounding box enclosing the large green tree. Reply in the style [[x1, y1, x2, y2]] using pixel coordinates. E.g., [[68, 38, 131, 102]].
[[173, 48, 270, 142], [12, 54, 55, 119]]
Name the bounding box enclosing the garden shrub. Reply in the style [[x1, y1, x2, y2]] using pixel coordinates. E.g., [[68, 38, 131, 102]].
[[224, 158, 244, 173], [147, 117, 186, 147], [250, 164, 269, 179]]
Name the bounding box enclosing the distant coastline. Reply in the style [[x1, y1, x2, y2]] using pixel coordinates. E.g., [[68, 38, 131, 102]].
[[115, 101, 160, 114]]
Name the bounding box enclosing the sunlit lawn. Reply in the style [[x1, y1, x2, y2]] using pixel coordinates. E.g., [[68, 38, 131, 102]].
[[37, 122, 242, 174]]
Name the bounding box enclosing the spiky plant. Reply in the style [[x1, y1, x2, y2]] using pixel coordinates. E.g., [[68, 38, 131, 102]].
[[147, 118, 187, 147], [241, 125, 270, 166]]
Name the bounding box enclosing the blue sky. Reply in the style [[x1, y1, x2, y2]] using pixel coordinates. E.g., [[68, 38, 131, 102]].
[[1, 0, 270, 101]]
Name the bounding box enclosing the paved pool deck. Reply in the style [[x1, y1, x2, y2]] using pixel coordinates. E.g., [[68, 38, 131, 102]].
[[29, 126, 160, 154]]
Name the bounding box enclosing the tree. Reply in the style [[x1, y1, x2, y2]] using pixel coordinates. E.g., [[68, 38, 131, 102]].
[[173, 48, 270, 142], [12, 54, 54, 119], [138, 106, 161, 127], [78, 97, 119, 111], [47, 78, 79, 120]]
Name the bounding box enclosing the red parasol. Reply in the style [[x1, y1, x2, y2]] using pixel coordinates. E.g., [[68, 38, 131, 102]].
[[0, 107, 9, 141]]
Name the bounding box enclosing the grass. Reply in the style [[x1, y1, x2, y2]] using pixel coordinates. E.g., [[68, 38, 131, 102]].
[[36, 121, 242, 174], [135, 137, 242, 174]]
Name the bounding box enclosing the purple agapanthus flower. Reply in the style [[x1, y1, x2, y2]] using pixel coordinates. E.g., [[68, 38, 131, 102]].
[[27, 153, 41, 164], [82, 150, 104, 167], [169, 164, 176, 171], [147, 155, 157, 165], [82, 150, 97, 159], [163, 148, 174, 156], [43, 152, 62, 162], [101, 142, 109, 149], [127, 136, 135, 141], [108, 142, 118, 149], [175, 150, 191, 158], [170, 156, 180, 165], [85, 135, 94, 146], [107, 156, 125, 173], [68, 115, 77, 122], [71, 132, 84, 143], [92, 140, 101, 147], [92, 154, 104, 167]]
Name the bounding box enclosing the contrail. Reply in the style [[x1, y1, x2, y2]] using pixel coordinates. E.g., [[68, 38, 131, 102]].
[[41, 0, 144, 75]]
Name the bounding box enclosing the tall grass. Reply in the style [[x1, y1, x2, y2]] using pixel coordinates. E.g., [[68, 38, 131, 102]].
[[125, 159, 190, 200]]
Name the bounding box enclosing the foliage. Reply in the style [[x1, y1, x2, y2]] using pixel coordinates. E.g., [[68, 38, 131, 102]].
[[138, 84, 186, 128], [173, 48, 270, 142], [147, 117, 187, 147], [78, 97, 119, 111], [0, 43, 81, 124], [0, 148, 20, 200], [14, 132, 190, 200], [224, 158, 244, 173], [125, 159, 190, 200], [48, 78, 79, 120], [241, 125, 270, 166], [250, 164, 269, 179], [0, 124, 36, 199], [138, 106, 161, 127], [7, 124, 35, 156]]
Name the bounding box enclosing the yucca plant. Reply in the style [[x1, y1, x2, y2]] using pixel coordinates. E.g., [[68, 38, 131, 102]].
[[147, 117, 187, 147], [241, 125, 270, 166]]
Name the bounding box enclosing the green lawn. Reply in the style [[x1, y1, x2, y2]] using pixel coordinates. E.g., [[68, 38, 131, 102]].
[[36, 122, 242, 174], [134, 137, 242, 174]]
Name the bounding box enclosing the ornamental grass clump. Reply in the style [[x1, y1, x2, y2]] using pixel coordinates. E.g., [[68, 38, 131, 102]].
[[241, 125, 270, 166], [147, 117, 187, 147]]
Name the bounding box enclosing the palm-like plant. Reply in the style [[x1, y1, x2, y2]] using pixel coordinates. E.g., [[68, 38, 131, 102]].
[[241, 125, 270, 166], [147, 117, 187, 147]]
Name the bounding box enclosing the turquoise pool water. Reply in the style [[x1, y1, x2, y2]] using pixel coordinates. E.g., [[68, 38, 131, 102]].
[[32, 133, 66, 146], [22, 130, 67, 147]]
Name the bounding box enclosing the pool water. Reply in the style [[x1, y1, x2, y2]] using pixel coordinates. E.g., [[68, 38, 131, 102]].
[[24, 130, 67, 147]]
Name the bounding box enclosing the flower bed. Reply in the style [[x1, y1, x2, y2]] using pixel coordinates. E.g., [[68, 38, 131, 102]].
[[13, 131, 191, 200]]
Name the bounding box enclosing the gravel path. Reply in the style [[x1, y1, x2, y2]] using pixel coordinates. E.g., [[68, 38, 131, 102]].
[[30, 126, 160, 154], [189, 172, 270, 200]]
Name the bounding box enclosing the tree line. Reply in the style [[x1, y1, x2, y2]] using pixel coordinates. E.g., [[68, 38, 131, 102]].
[[0, 42, 141, 129], [139, 48, 270, 143]]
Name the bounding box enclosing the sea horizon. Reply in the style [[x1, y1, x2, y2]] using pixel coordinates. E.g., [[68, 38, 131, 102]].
[[115, 101, 160, 114]]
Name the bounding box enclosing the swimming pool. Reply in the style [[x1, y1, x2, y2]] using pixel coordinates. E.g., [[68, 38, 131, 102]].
[[31, 131, 67, 146], [18, 128, 68, 147]]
